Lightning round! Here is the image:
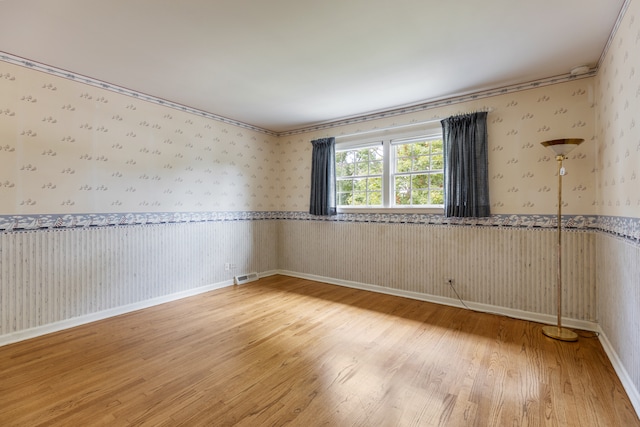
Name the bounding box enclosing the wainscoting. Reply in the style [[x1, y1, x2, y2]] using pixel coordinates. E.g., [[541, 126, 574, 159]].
[[2, 276, 637, 426], [1, 218, 598, 340], [0, 220, 278, 344], [2, 217, 638, 417], [279, 220, 597, 324], [597, 233, 640, 413]]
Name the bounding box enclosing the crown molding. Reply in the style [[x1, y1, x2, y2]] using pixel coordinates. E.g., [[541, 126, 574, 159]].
[[1, 51, 596, 138]]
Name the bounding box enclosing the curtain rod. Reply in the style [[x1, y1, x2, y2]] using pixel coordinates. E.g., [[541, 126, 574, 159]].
[[334, 108, 493, 140]]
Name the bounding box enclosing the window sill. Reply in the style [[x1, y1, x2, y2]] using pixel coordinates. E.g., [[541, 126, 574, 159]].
[[337, 206, 444, 215]]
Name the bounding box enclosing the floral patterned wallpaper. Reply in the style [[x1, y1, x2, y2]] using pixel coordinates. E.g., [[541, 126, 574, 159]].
[[596, 0, 640, 220], [277, 79, 597, 216], [0, 43, 628, 231], [0, 60, 279, 216]]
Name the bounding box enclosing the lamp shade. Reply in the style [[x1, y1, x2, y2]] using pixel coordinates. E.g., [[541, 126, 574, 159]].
[[540, 138, 584, 156]]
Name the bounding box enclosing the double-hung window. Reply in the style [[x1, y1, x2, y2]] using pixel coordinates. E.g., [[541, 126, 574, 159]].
[[335, 126, 444, 211], [392, 136, 444, 206], [335, 144, 384, 206]]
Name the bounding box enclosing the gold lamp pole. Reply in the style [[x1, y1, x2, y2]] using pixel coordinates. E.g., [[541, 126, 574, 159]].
[[540, 138, 584, 342]]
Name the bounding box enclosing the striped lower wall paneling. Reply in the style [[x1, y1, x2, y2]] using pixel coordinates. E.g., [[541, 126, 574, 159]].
[[596, 233, 640, 412], [278, 220, 597, 323], [0, 220, 278, 343], [1, 218, 598, 342], [3, 216, 637, 414]]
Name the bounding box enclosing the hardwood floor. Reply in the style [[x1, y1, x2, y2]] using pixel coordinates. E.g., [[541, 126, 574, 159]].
[[0, 275, 638, 426]]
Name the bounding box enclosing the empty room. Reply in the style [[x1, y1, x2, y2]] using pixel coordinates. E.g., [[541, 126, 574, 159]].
[[1, 0, 639, 425]]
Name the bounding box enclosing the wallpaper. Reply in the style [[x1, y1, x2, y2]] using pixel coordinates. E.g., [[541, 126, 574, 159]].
[[0, 60, 279, 216], [1, 44, 637, 240], [596, 0, 640, 220], [595, 0, 640, 413], [277, 79, 597, 216]]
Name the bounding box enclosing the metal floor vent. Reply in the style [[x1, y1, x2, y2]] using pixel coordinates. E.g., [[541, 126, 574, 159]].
[[234, 272, 259, 285]]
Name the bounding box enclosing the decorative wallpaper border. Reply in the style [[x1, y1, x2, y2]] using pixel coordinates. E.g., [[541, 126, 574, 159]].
[[0, 51, 594, 138], [597, 0, 631, 68], [0, 211, 274, 231], [0, 210, 615, 230], [1, 211, 637, 244], [279, 73, 596, 136], [0, 52, 277, 137]]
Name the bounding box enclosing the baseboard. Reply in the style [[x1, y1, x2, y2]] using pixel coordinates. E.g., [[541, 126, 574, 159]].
[[277, 270, 640, 418], [2, 270, 636, 419], [276, 270, 599, 332], [258, 270, 280, 279], [598, 327, 640, 418], [0, 278, 235, 348]]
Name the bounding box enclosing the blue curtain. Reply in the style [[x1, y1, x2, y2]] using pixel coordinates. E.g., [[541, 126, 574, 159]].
[[441, 112, 490, 217], [309, 137, 337, 216]]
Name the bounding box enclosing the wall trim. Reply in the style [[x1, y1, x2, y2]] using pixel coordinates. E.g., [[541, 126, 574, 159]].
[[4, 211, 639, 247], [0, 211, 599, 231], [0, 51, 277, 137], [0, 270, 279, 348], [276, 270, 599, 332], [278, 73, 595, 137], [0, 279, 232, 348], [278, 269, 639, 419], [1, 267, 635, 419], [598, 326, 640, 417], [597, 0, 632, 70], [0, 51, 594, 138]]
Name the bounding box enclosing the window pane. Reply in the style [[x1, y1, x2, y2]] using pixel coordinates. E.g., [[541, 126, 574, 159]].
[[395, 190, 411, 205], [337, 179, 353, 192], [413, 156, 430, 171], [413, 142, 430, 155], [412, 190, 429, 205], [430, 173, 444, 188], [356, 149, 370, 161], [432, 154, 444, 170], [412, 174, 428, 189], [368, 177, 382, 191], [430, 190, 444, 205], [370, 147, 384, 161], [354, 178, 368, 191], [396, 144, 411, 157], [396, 156, 412, 173], [355, 162, 369, 176], [353, 192, 367, 205], [395, 175, 410, 191], [394, 176, 411, 205], [368, 191, 382, 205], [369, 160, 383, 175], [338, 192, 352, 205]]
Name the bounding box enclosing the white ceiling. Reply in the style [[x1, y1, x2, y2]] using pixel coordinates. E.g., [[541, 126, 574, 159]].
[[0, 0, 626, 133]]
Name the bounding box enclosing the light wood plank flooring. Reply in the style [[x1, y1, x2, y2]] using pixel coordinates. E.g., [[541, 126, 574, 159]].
[[0, 275, 638, 426]]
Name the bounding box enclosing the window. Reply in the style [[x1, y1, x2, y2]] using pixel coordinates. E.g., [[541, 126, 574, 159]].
[[392, 137, 444, 206], [336, 145, 383, 206], [335, 127, 444, 210]]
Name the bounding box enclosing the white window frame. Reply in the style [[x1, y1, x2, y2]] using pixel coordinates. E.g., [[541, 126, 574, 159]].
[[335, 124, 444, 214], [335, 140, 385, 208]]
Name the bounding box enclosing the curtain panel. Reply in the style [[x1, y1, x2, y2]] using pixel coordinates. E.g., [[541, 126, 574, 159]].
[[441, 112, 490, 218], [309, 137, 337, 216]]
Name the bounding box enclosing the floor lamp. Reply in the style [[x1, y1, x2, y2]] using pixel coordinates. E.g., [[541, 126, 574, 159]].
[[540, 138, 584, 342]]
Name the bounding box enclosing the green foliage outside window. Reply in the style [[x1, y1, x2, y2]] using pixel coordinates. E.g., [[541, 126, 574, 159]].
[[394, 139, 443, 206], [335, 137, 444, 207], [336, 146, 383, 206]]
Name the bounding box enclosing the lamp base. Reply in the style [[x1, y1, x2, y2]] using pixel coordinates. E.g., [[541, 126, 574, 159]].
[[542, 325, 578, 342]]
